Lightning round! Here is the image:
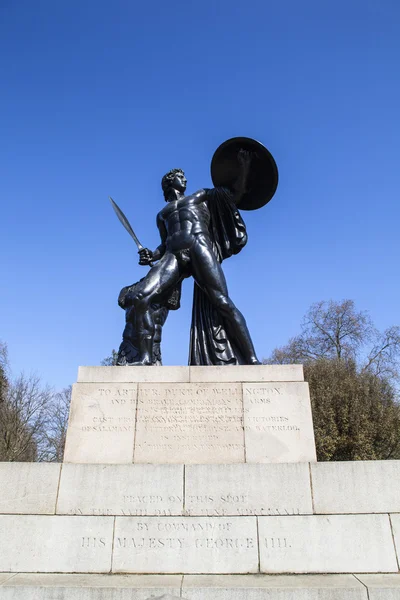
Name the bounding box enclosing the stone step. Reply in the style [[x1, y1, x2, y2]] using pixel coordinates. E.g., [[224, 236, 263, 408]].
[[1, 573, 399, 600], [0, 513, 398, 574], [1, 461, 400, 517]]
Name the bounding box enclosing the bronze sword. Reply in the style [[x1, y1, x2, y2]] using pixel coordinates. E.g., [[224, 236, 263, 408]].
[[109, 197, 154, 266]]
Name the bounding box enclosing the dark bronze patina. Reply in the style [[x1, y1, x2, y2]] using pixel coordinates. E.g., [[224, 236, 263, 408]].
[[112, 137, 278, 366]]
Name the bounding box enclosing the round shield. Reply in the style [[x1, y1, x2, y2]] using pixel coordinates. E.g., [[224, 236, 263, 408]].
[[211, 137, 278, 210]]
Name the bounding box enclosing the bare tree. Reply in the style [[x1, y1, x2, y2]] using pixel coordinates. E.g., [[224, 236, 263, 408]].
[[0, 341, 9, 402], [363, 326, 400, 382], [0, 341, 73, 462], [267, 299, 398, 372], [0, 373, 55, 462], [101, 350, 118, 366], [44, 386, 72, 462]]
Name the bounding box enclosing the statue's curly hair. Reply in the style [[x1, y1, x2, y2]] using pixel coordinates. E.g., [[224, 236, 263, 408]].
[[161, 168, 185, 196]]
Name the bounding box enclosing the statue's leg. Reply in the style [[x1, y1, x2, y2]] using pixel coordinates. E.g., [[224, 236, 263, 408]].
[[131, 253, 180, 365], [191, 236, 260, 365]]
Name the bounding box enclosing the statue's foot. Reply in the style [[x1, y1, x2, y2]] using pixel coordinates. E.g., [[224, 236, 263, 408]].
[[130, 360, 153, 366], [248, 358, 261, 365]]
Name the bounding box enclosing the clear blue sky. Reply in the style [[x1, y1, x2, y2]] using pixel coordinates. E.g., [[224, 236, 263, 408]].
[[1, 0, 399, 389]]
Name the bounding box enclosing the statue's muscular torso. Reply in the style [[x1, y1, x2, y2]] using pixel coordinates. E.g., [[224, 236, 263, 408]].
[[157, 189, 211, 253]]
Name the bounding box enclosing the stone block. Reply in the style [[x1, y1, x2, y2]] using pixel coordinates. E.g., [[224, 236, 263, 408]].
[[189, 365, 304, 383], [78, 366, 190, 383], [134, 383, 245, 464], [258, 514, 398, 573], [243, 383, 316, 463], [0, 574, 182, 600], [311, 461, 400, 514], [184, 463, 313, 516], [0, 515, 113, 573], [63, 383, 137, 463], [0, 574, 16, 584], [357, 575, 400, 600], [390, 514, 400, 563], [182, 574, 367, 600], [57, 463, 184, 516], [0, 463, 60, 515], [112, 516, 258, 573]]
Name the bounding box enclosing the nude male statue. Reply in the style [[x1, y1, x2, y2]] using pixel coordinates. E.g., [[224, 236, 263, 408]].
[[130, 150, 260, 366]]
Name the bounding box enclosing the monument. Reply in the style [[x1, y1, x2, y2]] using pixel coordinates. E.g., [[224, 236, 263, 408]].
[[0, 138, 399, 599], [112, 137, 278, 366]]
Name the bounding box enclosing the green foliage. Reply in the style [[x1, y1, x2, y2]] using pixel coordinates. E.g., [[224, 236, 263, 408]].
[[305, 359, 400, 461]]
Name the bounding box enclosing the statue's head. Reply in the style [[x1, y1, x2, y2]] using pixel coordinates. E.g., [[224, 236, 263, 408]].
[[161, 168, 187, 200]]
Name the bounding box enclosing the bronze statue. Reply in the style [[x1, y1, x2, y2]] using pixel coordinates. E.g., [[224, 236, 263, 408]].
[[115, 279, 176, 366], [111, 137, 278, 366]]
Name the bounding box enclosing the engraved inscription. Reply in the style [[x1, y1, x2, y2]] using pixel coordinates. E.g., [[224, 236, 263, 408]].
[[134, 383, 244, 463], [63, 383, 138, 463], [264, 537, 292, 549], [243, 382, 317, 463], [81, 387, 137, 433], [112, 517, 259, 573], [244, 386, 300, 433], [67, 495, 183, 517], [81, 536, 107, 548]]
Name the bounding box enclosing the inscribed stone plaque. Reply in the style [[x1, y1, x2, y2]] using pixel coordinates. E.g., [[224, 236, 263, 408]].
[[63, 383, 137, 463], [258, 514, 398, 573], [0, 515, 113, 573], [112, 516, 258, 573], [134, 383, 244, 464], [184, 463, 313, 516], [243, 382, 316, 463], [0, 463, 60, 515], [57, 464, 184, 516]]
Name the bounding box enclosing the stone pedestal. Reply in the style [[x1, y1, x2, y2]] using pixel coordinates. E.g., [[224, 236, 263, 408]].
[[1, 366, 400, 599], [63, 365, 317, 464]]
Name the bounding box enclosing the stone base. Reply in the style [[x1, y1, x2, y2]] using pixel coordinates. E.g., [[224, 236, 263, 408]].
[[2, 366, 399, 592], [63, 365, 317, 464], [0, 461, 399, 575], [1, 574, 400, 599]]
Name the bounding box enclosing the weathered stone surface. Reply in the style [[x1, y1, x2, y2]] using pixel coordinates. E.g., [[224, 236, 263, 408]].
[[57, 464, 184, 516], [390, 514, 400, 564], [311, 461, 400, 514], [0, 515, 113, 573], [78, 366, 190, 383], [259, 514, 398, 573], [0, 574, 182, 599], [189, 365, 304, 382], [0, 574, 17, 584], [134, 383, 245, 464], [357, 575, 400, 600], [184, 463, 313, 516], [63, 383, 137, 463], [112, 516, 258, 573], [0, 463, 60, 515], [182, 574, 367, 600], [243, 382, 316, 463]]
